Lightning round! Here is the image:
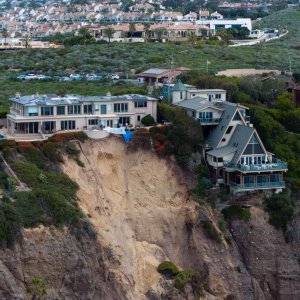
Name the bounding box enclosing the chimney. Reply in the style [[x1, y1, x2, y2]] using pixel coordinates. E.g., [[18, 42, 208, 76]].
[[15, 92, 21, 98], [106, 91, 111, 97]]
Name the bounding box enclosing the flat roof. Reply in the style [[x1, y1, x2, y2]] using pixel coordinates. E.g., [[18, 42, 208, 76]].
[[10, 94, 158, 106]]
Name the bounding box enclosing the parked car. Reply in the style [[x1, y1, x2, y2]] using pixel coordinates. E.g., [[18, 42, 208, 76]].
[[70, 74, 82, 80], [109, 73, 120, 80], [17, 74, 26, 80], [36, 74, 46, 80], [86, 74, 99, 81], [25, 74, 37, 80], [60, 76, 71, 82]]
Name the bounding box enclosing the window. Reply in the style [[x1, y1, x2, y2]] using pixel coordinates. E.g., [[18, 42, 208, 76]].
[[192, 111, 196, 118], [84, 104, 93, 114], [233, 111, 241, 121], [101, 105, 107, 114], [119, 116, 130, 126], [68, 105, 81, 115], [226, 126, 233, 134], [221, 138, 226, 142], [215, 94, 221, 99], [41, 106, 53, 116], [88, 119, 98, 125], [114, 103, 128, 113], [243, 134, 264, 155], [137, 115, 141, 121], [27, 107, 38, 116], [180, 92, 183, 99], [217, 157, 223, 162], [61, 120, 75, 130], [134, 101, 147, 108], [57, 106, 65, 115]]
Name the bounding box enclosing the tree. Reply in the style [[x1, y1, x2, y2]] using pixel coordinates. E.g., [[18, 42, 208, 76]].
[[143, 23, 151, 44], [27, 276, 47, 300], [22, 35, 31, 48], [141, 114, 155, 126], [217, 29, 233, 45], [1, 29, 9, 48], [78, 26, 91, 39], [129, 23, 136, 38], [103, 26, 115, 43], [154, 27, 166, 40]]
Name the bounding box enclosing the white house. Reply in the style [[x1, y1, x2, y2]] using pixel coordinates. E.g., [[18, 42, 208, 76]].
[[6, 93, 158, 138]]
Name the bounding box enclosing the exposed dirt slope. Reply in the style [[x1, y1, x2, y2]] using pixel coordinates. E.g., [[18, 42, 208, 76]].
[[0, 137, 299, 299]]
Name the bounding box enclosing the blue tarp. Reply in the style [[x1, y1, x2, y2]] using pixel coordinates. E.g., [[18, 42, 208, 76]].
[[123, 130, 134, 143]]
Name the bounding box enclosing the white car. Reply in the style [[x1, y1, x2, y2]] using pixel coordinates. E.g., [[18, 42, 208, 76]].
[[110, 73, 120, 80], [86, 74, 98, 81], [25, 74, 37, 80], [36, 74, 46, 80], [70, 74, 81, 80]]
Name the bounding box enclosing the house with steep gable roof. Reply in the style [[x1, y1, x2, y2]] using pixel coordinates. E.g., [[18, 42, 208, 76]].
[[171, 83, 287, 193]]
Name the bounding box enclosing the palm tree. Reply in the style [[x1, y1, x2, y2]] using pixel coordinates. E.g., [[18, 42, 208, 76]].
[[143, 23, 151, 44], [22, 35, 31, 48], [103, 26, 115, 43], [129, 23, 136, 38], [154, 27, 166, 40], [1, 29, 9, 48]]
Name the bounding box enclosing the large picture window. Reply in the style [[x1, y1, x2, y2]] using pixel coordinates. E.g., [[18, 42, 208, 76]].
[[61, 120, 75, 130], [84, 104, 93, 114], [114, 103, 128, 113], [68, 105, 81, 115], [41, 106, 53, 116], [134, 101, 147, 108], [57, 106, 65, 115]]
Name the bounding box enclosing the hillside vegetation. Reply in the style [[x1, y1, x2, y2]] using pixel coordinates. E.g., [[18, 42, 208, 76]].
[[0, 9, 299, 105]]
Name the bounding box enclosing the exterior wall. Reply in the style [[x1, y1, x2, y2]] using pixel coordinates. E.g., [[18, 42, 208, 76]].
[[7, 99, 158, 135], [172, 90, 188, 103], [186, 90, 226, 101]]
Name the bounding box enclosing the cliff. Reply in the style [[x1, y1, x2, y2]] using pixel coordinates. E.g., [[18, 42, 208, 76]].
[[0, 137, 299, 299]]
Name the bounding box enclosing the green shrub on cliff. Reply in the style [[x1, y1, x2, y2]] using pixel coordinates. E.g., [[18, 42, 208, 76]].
[[157, 261, 179, 278], [0, 202, 21, 246], [265, 192, 293, 231], [174, 269, 200, 291], [222, 205, 251, 222]]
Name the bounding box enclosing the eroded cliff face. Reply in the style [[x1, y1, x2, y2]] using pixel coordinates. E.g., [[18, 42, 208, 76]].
[[0, 137, 299, 300]]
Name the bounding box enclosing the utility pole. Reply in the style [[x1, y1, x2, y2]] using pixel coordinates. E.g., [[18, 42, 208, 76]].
[[168, 52, 174, 104], [289, 59, 292, 73]]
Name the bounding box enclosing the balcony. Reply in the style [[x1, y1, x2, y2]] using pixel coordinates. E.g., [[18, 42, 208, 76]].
[[197, 118, 220, 125], [224, 159, 288, 173], [231, 181, 285, 192]]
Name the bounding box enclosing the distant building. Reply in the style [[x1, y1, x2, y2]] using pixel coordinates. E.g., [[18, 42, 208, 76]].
[[170, 81, 287, 193], [7, 94, 158, 138], [137, 68, 190, 86]]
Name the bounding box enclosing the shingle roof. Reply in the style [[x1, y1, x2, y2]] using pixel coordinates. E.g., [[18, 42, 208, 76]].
[[207, 145, 236, 157], [173, 97, 210, 110], [227, 124, 255, 164], [206, 102, 240, 148], [172, 79, 187, 92]]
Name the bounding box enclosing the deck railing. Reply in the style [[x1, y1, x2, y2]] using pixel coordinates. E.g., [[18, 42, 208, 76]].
[[224, 159, 287, 172], [231, 181, 285, 191], [197, 118, 220, 124]]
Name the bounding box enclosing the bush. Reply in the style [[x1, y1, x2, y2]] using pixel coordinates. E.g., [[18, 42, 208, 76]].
[[157, 261, 179, 278], [141, 114, 155, 126], [0, 202, 22, 246], [201, 219, 222, 243], [27, 276, 47, 299], [222, 205, 251, 222], [264, 192, 293, 231], [174, 269, 200, 291]]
